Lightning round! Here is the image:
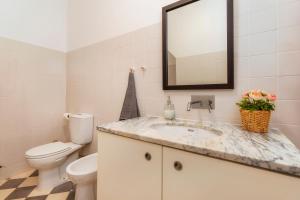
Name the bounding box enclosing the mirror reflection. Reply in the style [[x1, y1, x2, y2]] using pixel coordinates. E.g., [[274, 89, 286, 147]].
[[164, 0, 233, 88]]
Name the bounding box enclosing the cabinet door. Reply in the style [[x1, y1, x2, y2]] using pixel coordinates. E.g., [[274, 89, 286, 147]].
[[163, 147, 300, 200], [98, 132, 162, 200]]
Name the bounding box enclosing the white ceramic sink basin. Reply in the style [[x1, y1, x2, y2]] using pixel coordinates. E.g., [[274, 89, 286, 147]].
[[150, 123, 222, 139]]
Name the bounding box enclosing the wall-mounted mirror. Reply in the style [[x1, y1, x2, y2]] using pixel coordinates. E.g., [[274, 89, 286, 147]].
[[162, 0, 234, 90]]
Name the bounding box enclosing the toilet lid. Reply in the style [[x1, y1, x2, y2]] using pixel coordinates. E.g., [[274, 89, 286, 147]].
[[25, 142, 72, 159]]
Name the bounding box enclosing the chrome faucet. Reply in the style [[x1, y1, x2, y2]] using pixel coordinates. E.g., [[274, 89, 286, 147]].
[[187, 95, 215, 113], [187, 100, 203, 111]]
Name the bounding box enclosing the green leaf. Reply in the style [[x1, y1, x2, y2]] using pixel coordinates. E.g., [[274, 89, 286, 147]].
[[236, 98, 275, 111]]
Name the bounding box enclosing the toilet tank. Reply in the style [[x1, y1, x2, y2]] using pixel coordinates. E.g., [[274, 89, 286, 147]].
[[65, 113, 94, 145]]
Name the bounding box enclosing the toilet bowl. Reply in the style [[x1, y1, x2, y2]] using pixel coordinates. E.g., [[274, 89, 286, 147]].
[[25, 142, 82, 189], [67, 153, 97, 200], [25, 113, 94, 190]]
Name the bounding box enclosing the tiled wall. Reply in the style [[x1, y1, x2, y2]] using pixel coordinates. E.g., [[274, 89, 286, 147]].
[[0, 37, 67, 179], [235, 0, 300, 146], [66, 0, 300, 154]]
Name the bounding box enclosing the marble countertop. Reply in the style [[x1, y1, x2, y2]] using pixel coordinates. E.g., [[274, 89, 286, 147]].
[[97, 116, 300, 177]]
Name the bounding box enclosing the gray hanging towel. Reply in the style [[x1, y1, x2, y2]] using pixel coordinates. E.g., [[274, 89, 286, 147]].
[[119, 71, 140, 121]]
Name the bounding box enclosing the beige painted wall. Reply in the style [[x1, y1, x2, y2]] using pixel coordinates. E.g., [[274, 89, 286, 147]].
[[0, 37, 66, 179]]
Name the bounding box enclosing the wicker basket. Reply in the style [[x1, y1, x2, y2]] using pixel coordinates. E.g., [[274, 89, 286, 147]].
[[240, 109, 271, 133]]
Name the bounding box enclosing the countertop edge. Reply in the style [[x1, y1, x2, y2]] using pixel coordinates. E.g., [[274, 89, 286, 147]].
[[97, 126, 300, 178]]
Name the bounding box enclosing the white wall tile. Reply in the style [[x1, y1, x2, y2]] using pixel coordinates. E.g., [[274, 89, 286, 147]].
[[278, 76, 300, 100], [249, 8, 277, 34], [249, 0, 276, 12], [276, 100, 300, 125], [249, 31, 276, 55], [234, 36, 249, 57], [214, 99, 240, 122], [234, 0, 250, 16], [278, 25, 300, 52], [278, 51, 300, 75], [278, 0, 300, 27], [278, 0, 300, 4], [235, 57, 249, 78], [234, 14, 249, 36], [248, 54, 276, 77], [277, 124, 300, 148], [248, 77, 277, 93]]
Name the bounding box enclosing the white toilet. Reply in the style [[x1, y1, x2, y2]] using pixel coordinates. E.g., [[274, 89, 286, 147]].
[[67, 153, 97, 200], [25, 113, 93, 190]]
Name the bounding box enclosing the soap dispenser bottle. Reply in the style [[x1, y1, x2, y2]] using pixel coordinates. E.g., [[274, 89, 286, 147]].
[[164, 96, 176, 120]]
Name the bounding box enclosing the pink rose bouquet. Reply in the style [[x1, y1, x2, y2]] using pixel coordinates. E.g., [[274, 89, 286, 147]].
[[237, 90, 276, 111]]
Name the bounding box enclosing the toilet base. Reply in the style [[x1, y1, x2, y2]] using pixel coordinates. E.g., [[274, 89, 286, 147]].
[[36, 152, 79, 190], [75, 182, 96, 200], [38, 167, 64, 190]]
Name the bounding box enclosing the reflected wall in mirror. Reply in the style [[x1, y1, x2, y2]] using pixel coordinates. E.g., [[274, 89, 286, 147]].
[[162, 0, 234, 90]]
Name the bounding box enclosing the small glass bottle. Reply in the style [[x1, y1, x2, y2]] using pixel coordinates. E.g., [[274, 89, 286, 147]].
[[164, 96, 176, 120]]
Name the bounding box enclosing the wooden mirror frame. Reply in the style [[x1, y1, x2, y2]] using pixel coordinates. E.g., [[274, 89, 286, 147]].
[[162, 0, 234, 90]]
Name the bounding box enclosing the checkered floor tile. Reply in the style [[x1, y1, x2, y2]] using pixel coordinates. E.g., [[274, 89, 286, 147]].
[[0, 169, 75, 200]]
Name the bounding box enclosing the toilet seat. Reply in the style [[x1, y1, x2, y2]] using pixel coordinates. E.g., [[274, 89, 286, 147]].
[[25, 142, 72, 159]]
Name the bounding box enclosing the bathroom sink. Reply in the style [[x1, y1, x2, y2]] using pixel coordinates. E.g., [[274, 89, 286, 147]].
[[150, 122, 222, 139]]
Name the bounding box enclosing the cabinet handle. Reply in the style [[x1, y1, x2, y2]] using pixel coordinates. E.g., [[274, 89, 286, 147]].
[[145, 152, 152, 161], [174, 161, 183, 171]]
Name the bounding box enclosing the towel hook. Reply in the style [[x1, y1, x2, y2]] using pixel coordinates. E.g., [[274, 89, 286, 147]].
[[130, 66, 146, 73], [130, 67, 135, 73]]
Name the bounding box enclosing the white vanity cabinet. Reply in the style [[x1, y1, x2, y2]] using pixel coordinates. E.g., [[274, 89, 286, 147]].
[[98, 132, 300, 200], [163, 147, 300, 200], [98, 132, 162, 200]]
